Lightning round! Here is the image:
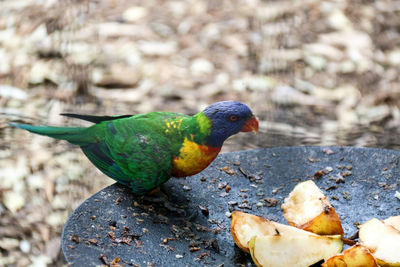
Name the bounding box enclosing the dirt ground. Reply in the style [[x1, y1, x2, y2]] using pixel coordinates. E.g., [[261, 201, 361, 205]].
[[1, 0, 400, 266]]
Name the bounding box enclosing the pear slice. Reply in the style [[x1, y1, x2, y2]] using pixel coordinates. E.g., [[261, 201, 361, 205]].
[[359, 218, 400, 267], [384, 215, 400, 231], [281, 180, 344, 235], [322, 244, 378, 267], [230, 211, 320, 253], [249, 234, 343, 267]]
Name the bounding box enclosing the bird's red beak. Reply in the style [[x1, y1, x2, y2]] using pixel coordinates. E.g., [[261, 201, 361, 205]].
[[241, 116, 259, 134]]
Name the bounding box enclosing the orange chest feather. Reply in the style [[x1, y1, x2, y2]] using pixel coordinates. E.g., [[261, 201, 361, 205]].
[[172, 138, 221, 177]]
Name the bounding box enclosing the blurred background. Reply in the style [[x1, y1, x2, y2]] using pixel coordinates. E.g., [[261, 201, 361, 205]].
[[0, 0, 400, 265]]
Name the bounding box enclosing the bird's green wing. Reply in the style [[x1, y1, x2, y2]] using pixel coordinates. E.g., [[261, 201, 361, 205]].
[[80, 142, 134, 185], [81, 113, 181, 194]]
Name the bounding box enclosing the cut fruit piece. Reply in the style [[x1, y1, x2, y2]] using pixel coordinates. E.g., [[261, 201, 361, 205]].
[[359, 218, 400, 267], [384, 215, 400, 232], [322, 244, 378, 267], [249, 234, 343, 267], [230, 211, 319, 253], [281, 180, 344, 235]]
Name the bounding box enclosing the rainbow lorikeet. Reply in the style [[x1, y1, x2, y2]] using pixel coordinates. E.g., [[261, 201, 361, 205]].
[[10, 101, 258, 194]]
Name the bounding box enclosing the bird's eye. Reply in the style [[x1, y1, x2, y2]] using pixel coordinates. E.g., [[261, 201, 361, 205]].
[[230, 115, 238, 122]]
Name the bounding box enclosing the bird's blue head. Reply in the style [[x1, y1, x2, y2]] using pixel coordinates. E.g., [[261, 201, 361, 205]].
[[201, 101, 258, 147]]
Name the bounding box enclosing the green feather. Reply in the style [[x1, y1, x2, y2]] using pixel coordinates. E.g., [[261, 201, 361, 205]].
[[9, 111, 213, 194], [195, 113, 211, 136], [9, 123, 93, 146]]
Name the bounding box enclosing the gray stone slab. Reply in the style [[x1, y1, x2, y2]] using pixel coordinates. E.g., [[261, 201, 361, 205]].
[[62, 146, 400, 266]]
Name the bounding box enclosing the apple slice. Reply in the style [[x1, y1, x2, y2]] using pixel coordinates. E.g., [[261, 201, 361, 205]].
[[281, 180, 344, 235], [249, 234, 343, 267], [322, 244, 378, 267], [230, 211, 320, 253], [359, 218, 400, 267], [384, 215, 400, 231]]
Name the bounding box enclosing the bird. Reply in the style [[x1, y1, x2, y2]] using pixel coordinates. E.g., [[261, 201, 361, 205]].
[[10, 100, 258, 195]]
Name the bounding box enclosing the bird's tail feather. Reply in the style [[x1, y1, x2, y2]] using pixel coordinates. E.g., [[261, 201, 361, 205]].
[[9, 123, 89, 145]]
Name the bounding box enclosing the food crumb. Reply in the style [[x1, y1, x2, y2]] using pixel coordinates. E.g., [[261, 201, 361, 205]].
[[89, 238, 98, 245], [325, 166, 333, 172], [199, 205, 209, 217], [108, 231, 116, 240], [222, 166, 235, 175], [308, 157, 320, 163], [176, 254, 184, 259], [271, 187, 283, 194], [197, 253, 209, 260], [313, 170, 325, 179], [182, 185, 192, 191], [264, 198, 278, 207], [341, 171, 352, 177], [395, 191, 400, 200], [326, 185, 338, 191], [189, 246, 201, 252], [225, 185, 231, 193], [114, 197, 122, 205], [218, 182, 227, 189], [342, 191, 351, 200], [322, 148, 336, 155], [238, 203, 252, 210], [70, 234, 80, 244]]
